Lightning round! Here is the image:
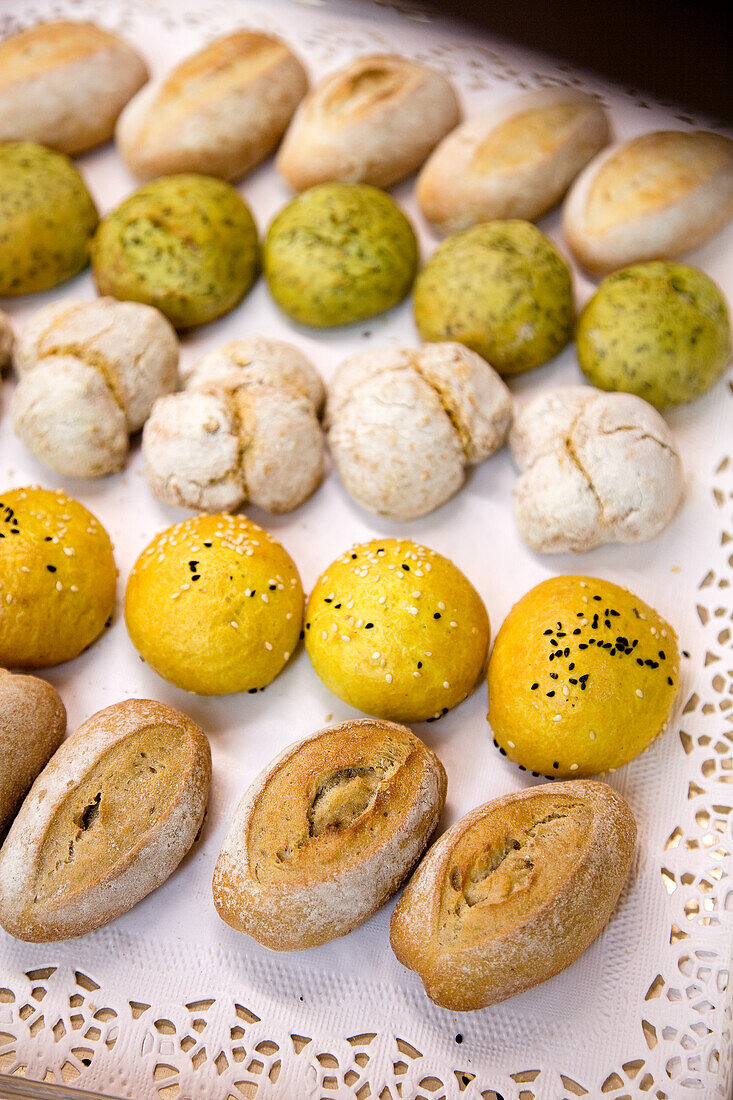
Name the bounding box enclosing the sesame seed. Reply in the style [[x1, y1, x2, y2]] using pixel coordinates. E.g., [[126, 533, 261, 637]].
[[321, 631, 327, 640], [443, 681, 450, 689], [553, 715, 562, 722], [55, 581, 62, 591], [231, 621, 239, 628], [372, 651, 380, 660], [563, 685, 569, 696], [570, 763, 579, 771], [378, 595, 386, 604], [261, 593, 268, 603], [340, 634, 350, 642], [265, 642, 272, 650], [636, 689, 644, 698], [407, 606, 418, 615], [450, 621, 457, 628], [589, 731, 596, 740], [386, 673, 393, 683]]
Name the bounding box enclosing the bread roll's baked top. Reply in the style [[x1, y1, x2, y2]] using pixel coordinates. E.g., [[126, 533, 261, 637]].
[[438, 788, 592, 945], [246, 720, 438, 886], [583, 130, 732, 235], [320, 56, 427, 122], [471, 99, 598, 176], [0, 21, 132, 86]]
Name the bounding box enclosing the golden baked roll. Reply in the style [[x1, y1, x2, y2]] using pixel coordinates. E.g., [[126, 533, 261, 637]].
[[305, 538, 490, 722], [487, 575, 680, 777], [125, 513, 303, 695], [0, 487, 117, 669], [213, 718, 447, 949], [390, 779, 636, 1010], [116, 31, 307, 181], [0, 668, 66, 835], [0, 699, 211, 942], [0, 21, 148, 155]]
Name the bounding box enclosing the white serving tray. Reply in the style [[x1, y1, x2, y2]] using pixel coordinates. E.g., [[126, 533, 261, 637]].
[[0, 2, 731, 1098]]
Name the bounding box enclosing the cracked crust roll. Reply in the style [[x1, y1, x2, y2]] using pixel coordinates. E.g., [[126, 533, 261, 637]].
[[510, 385, 683, 553], [417, 88, 610, 234], [0, 669, 66, 836], [0, 699, 211, 942], [116, 31, 307, 182], [0, 21, 148, 155], [562, 130, 733, 275], [213, 718, 447, 950], [390, 779, 636, 1011], [486, 575, 680, 778], [277, 53, 460, 191]]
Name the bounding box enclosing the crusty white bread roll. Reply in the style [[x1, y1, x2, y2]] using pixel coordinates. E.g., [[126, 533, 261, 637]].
[[0, 699, 211, 941], [0, 669, 66, 836], [116, 31, 308, 181], [390, 780, 636, 1010], [12, 298, 179, 479], [0, 21, 148, 154], [510, 386, 684, 552], [562, 129, 733, 275], [276, 53, 460, 190], [0, 310, 14, 371], [417, 88, 610, 234], [213, 719, 447, 950]]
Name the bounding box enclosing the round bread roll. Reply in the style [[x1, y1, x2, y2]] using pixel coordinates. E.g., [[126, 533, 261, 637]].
[[117, 31, 307, 182], [326, 343, 512, 519], [143, 338, 324, 514], [414, 219, 574, 374], [487, 575, 680, 778], [12, 298, 179, 478], [0, 21, 148, 155], [91, 174, 259, 329], [213, 718, 447, 950], [0, 309, 14, 371], [125, 513, 304, 695], [264, 182, 418, 327], [305, 538, 490, 722], [576, 261, 732, 408], [0, 142, 98, 296], [417, 88, 610, 234], [276, 53, 459, 191], [390, 779, 636, 1010], [510, 386, 684, 552], [0, 668, 66, 835], [562, 129, 733, 275], [0, 698, 211, 942], [0, 487, 117, 670]]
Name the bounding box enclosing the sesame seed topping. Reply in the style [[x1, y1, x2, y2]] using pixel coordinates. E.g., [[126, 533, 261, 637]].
[[636, 689, 644, 698], [231, 621, 238, 628], [386, 673, 393, 683], [265, 642, 272, 650], [443, 681, 450, 689], [553, 715, 562, 722]]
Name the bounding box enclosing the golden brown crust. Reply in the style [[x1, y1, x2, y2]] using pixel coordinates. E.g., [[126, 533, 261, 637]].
[[0, 698, 211, 942], [390, 780, 636, 1010], [212, 719, 447, 950], [0, 668, 66, 835]]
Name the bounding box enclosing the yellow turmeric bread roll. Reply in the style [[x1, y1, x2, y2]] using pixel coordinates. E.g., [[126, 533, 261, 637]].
[[0, 487, 117, 669], [125, 513, 303, 695], [213, 718, 447, 949], [305, 539, 490, 722], [390, 779, 636, 1010], [0, 698, 211, 941], [487, 575, 680, 778]]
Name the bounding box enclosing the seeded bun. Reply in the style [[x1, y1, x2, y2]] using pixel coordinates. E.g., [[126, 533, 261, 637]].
[[305, 539, 490, 722], [487, 575, 680, 778], [0, 487, 117, 669], [0, 142, 98, 296], [91, 174, 259, 328], [125, 514, 304, 695]]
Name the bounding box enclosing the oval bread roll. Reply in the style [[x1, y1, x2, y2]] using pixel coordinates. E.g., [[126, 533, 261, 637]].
[[390, 780, 636, 1010], [213, 719, 447, 950], [0, 699, 211, 941], [276, 54, 460, 190], [417, 88, 610, 234], [0, 21, 148, 155], [116, 31, 308, 181], [0, 669, 66, 835], [0, 309, 14, 371], [563, 129, 733, 274]]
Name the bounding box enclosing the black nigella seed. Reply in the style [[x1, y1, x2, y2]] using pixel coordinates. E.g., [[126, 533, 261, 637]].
[[610, 648, 616, 656], [553, 762, 559, 769], [569, 662, 575, 670], [442, 708, 448, 715], [418, 661, 423, 668], [334, 603, 341, 608], [46, 564, 56, 572], [434, 612, 441, 619], [532, 771, 540, 777], [299, 630, 304, 640], [519, 764, 527, 771], [579, 643, 588, 650], [543, 629, 553, 635], [605, 619, 611, 628], [324, 597, 332, 603], [248, 688, 257, 694], [365, 622, 374, 629], [306, 622, 310, 630], [573, 628, 581, 635], [499, 747, 507, 756], [668, 676, 674, 685], [351, 553, 357, 559], [550, 672, 558, 680], [455, 1035, 463, 1044], [204, 541, 212, 547], [557, 621, 562, 629], [564, 648, 569, 657], [269, 584, 276, 591], [550, 638, 558, 647], [593, 595, 602, 601], [493, 738, 498, 747], [191, 574, 200, 582], [569, 678, 578, 685], [577, 611, 584, 617], [548, 652, 555, 661], [610, 609, 620, 616], [659, 650, 666, 659], [546, 690, 555, 697], [557, 632, 566, 638], [189, 560, 198, 571], [531, 682, 538, 689], [44, 536, 53, 541], [401, 564, 410, 571], [683, 650, 690, 658]]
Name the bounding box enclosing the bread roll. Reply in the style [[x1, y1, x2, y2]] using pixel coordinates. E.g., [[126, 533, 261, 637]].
[[0, 699, 211, 941], [213, 718, 447, 950], [417, 88, 610, 234], [277, 54, 460, 190], [116, 31, 307, 181], [0, 21, 148, 154], [563, 130, 733, 274], [0, 309, 14, 371], [0, 669, 66, 835], [390, 779, 636, 1010]]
